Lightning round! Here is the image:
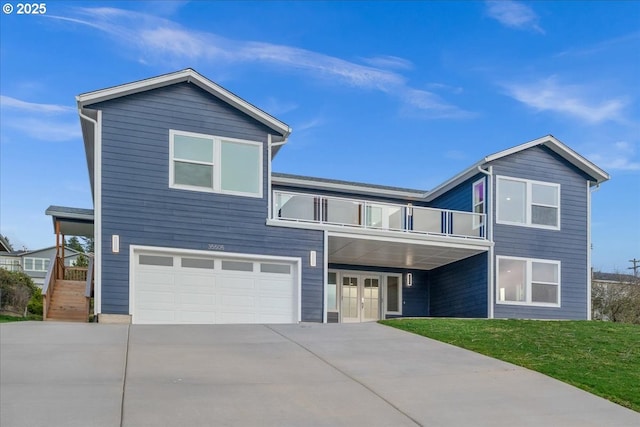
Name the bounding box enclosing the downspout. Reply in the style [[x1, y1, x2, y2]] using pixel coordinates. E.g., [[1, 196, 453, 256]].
[[477, 166, 495, 318], [78, 107, 101, 318], [586, 182, 600, 320]]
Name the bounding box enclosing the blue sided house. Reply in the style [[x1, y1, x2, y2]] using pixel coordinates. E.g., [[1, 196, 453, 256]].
[[45, 69, 609, 324]]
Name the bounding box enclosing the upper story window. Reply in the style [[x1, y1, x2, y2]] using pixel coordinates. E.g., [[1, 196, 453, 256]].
[[23, 257, 50, 272], [169, 130, 263, 198], [472, 178, 485, 229], [496, 176, 560, 230]]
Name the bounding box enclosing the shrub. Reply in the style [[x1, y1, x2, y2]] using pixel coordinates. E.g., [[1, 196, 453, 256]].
[[0, 269, 39, 316]]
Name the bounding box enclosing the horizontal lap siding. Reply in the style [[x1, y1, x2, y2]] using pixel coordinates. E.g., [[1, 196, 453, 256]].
[[92, 83, 324, 321], [490, 146, 590, 319], [429, 253, 488, 318]]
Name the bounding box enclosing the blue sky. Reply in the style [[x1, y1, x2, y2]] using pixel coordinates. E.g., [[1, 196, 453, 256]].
[[1, 1, 639, 272]]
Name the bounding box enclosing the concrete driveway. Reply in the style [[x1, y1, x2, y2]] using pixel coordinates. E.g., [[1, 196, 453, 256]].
[[1, 322, 638, 427]]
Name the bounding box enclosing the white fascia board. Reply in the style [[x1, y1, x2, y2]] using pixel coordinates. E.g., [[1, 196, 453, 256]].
[[272, 175, 427, 200], [424, 162, 485, 202], [484, 135, 610, 184], [76, 69, 291, 140]]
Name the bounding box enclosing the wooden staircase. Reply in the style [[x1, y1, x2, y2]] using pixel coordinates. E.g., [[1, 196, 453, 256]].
[[46, 280, 88, 322]]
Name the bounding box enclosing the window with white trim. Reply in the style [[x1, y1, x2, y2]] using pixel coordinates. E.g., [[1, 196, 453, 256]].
[[497, 176, 560, 229], [170, 130, 263, 197], [23, 257, 50, 272], [472, 178, 485, 229], [497, 256, 560, 306]]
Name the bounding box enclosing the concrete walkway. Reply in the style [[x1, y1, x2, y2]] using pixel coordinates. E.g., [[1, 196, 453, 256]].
[[1, 322, 638, 427]]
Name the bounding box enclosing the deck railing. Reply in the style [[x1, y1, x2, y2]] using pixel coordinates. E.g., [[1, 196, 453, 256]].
[[272, 190, 486, 239]]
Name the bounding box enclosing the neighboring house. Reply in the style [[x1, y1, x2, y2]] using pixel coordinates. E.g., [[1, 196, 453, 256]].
[[591, 271, 639, 322], [0, 245, 82, 286], [47, 69, 609, 324]]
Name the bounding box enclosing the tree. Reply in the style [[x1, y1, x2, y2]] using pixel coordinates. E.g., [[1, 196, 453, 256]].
[[66, 236, 85, 253], [81, 237, 94, 253], [66, 236, 91, 267], [592, 271, 640, 324], [0, 269, 38, 316]]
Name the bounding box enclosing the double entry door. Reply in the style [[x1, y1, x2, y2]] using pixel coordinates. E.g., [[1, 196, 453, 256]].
[[341, 274, 380, 323]]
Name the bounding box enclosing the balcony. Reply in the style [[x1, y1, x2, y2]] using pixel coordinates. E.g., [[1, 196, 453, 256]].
[[272, 191, 486, 240]]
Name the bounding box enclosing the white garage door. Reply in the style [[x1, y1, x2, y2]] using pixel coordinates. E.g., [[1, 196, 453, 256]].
[[132, 249, 299, 324]]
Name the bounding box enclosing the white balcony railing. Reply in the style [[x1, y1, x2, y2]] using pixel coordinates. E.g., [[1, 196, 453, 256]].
[[272, 190, 486, 239]]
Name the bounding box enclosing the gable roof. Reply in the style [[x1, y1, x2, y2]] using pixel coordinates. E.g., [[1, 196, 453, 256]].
[[5, 246, 82, 257], [76, 68, 291, 140], [0, 235, 12, 252], [426, 135, 610, 201]]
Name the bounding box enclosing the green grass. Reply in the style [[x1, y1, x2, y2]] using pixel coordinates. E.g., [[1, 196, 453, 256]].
[[380, 318, 640, 412], [0, 314, 42, 323]]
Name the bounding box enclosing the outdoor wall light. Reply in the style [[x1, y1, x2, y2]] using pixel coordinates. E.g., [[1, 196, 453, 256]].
[[112, 235, 120, 254], [310, 250, 317, 267], [406, 272, 413, 287]]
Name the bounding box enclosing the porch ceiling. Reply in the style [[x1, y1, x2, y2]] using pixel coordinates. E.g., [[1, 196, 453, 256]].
[[45, 206, 94, 237], [328, 234, 489, 270]]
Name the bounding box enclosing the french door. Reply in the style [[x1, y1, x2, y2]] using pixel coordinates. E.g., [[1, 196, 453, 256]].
[[341, 274, 380, 323]]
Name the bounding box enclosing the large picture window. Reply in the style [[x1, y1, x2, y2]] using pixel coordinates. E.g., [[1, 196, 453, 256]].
[[497, 177, 559, 229], [497, 256, 560, 306], [170, 130, 263, 197]]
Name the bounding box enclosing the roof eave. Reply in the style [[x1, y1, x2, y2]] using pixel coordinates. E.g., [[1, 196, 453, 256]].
[[484, 135, 610, 184], [272, 174, 427, 200], [76, 68, 291, 139]]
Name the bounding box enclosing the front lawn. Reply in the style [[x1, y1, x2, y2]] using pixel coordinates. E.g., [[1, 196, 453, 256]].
[[380, 318, 640, 412], [0, 314, 42, 323]]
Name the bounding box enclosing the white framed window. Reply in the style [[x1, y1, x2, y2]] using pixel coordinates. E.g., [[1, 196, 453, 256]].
[[23, 257, 50, 272], [169, 129, 263, 198], [497, 256, 560, 307], [472, 178, 485, 229], [496, 176, 560, 229], [385, 274, 402, 315]]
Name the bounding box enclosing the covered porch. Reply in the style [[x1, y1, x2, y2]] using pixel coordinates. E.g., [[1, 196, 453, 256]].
[[325, 231, 492, 323], [43, 206, 95, 322]]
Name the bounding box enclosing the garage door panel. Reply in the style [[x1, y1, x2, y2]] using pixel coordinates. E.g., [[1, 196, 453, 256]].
[[136, 310, 176, 323], [217, 311, 258, 324], [133, 250, 297, 325], [137, 271, 175, 286], [217, 276, 255, 291], [177, 310, 216, 324], [259, 296, 294, 311], [178, 293, 215, 305]]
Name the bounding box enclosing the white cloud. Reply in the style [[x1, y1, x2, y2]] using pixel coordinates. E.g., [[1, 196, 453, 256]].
[[1, 96, 79, 141], [0, 95, 75, 113], [485, 1, 544, 34], [361, 55, 413, 70], [588, 141, 640, 171], [47, 7, 473, 119], [502, 76, 628, 123]]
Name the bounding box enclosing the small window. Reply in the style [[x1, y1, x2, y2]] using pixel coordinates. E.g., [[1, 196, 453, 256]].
[[139, 255, 174, 266], [327, 272, 338, 312], [497, 256, 560, 306], [260, 263, 291, 274], [497, 177, 560, 229], [472, 178, 485, 229], [386, 275, 402, 315], [221, 260, 254, 272], [170, 130, 263, 197], [181, 258, 215, 269]]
